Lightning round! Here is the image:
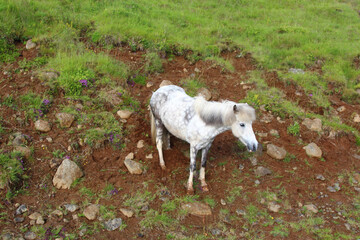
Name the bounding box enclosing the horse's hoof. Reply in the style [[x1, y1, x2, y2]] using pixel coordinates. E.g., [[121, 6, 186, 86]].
[[201, 185, 209, 192], [187, 188, 194, 195], [160, 165, 166, 170]]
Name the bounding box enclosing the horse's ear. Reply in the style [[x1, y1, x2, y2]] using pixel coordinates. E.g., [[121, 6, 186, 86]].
[[233, 105, 238, 113]]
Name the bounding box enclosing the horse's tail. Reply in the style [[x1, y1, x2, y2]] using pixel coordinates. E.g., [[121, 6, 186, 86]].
[[150, 107, 156, 144]]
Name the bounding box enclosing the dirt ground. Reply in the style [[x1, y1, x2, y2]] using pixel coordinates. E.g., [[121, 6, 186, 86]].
[[1, 43, 360, 239]]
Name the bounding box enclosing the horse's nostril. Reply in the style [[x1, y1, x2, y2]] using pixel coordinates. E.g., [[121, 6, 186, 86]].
[[253, 144, 257, 151]]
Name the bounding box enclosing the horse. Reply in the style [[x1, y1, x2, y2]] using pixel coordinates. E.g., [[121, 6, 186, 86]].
[[150, 85, 258, 194]]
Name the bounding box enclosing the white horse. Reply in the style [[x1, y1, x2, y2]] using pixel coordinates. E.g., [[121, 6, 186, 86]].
[[150, 85, 258, 194]]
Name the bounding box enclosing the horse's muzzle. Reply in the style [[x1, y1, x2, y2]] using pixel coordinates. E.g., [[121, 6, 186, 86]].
[[247, 142, 258, 152]]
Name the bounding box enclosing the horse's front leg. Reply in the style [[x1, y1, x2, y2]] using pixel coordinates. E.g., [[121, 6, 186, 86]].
[[155, 120, 166, 170], [187, 145, 198, 194], [199, 142, 212, 192]]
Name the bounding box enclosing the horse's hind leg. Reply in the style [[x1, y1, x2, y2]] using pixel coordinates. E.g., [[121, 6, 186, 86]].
[[155, 119, 166, 170], [199, 142, 212, 192], [162, 129, 171, 150]]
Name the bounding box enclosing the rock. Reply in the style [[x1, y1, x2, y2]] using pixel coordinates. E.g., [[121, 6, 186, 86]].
[[120, 208, 134, 218], [159, 80, 173, 88], [266, 144, 287, 160], [35, 120, 51, 132], [36, 216, 45, 225], [303, 143, 322, 158], [257, 132, 268, 137], [117, 110, 133, 119], [249, 157, 258, 166], [83, 204, 99, 221], [28, 212, 42, 220], [52, 159, 83, 189], [124, 159, 143, 174], [56, 113, 75, 128], [63, 204, 79, 212], [14, 146, 31, 159], [46, 137, 53, 143], [255, 166, 272, 177], [49, 210, 63, 219], [302, 118, 322, 132], [25, 39, 36, 50], [137, 140, 144, 148], [145, 154, 153, 159], [220, 199, 226, 206], [125, 152, 134, 160], [269, 129, 279, 136], [181, 202, 212, 217], [14, 217, 24, 223], [260, 113, 274, 123], [16, 204, 28, 215], [354, 113, 360, 123], [353, 173, 360, 183], [24, 232, 36, 240], [49, 158, 61, 169], [337, 106, 346, 112], [289, 68, 305, 74], [1, 233, 14, 240], [304, 204, 318, 214], [238, 164, 244, 170], [211, 228, 221, 236], [146, 82, 154, 88], [12, 133, 26, 146], [268, 202, 281, 213], [316, 174, 325, 181], [255, 180, 260, 185], [197, 88, 212, 101], [236, 209, 246, 216], [102, 89, 123, 106], [39, 71, 59, 81], [104, 218, 123, 231]]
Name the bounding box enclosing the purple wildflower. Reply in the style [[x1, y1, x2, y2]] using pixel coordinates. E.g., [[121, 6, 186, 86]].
[[117, 92, 123, 97], [108, 188, 119, 196], [65, 155, 70, 159], [309, 93, 313, 97], [42, 99, 50, 105], [79, 79, 88, 87]]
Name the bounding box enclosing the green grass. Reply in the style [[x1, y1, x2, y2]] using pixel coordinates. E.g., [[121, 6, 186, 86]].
[[287, 122, 300, 136], [181, 78, 206, 97]]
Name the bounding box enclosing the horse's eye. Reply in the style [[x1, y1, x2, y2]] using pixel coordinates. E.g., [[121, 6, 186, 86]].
[[240, 123, 245, 127]]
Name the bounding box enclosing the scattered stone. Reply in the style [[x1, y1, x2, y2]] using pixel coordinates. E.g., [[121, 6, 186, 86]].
[[73, 214, 79, 221], [14, 146, 31, 159], [183, 68, 188, 73], [238, 164, 244, 171], [255, 166, 272, 177], [16, 204, 28, 215], [125, 152, 134, 160], [194, 68, 201, 73], [146, 82, 154, 88], [14, 217, 24, 223], [39, 71, 59, 81], [46, 137, 53, 143], [124, 159, 143, 175], [29, 212, 42, 220], [181, 202, 212, 217], [354, 187, 360, 192], [353, 173, 360, 183], [52, 159, 84, 189], [83, 204, 99, 221], [36, 216, 45, 225], [337, 106, 346, 112], [104, 218, 123, 231], [249, 157, 258, 166], [303, 143, 322, 158], [302, 118, 322, 132], [49, 158, 61, 169], [25, 39, 36, 50], [269, 129, 279, 136], [145, 154, 153, 159], [49, 209, 63, 219], [24, 232, 36, 240], [236, 209, 246, 216], [1, 233, 14, 240], [117, 110, 133, 119], [257, 132, 268, 137], [211, 229, 221, 236], [102, 89, 123, 106], [220, 199, 226, 206], [120, 208, 134, 218], [260, 113, 274, 123], [266, 144, 287, 160], [304, 204, 318, 214], [197, 88, 212, 101], [35, 120, 51, 132], [254, 180, 260, 185], [295, 91, 302, 96], [354, 113, 360, 123], [63, 204, 79, 213], [56, 113, 75, 128], [159, 80, 173, 88], [316, 174, 325, 181], [268, 202, 281, 213], [289, 68, 305, 74], [137, 140, 144, 148], [12, 133, 26, 146]]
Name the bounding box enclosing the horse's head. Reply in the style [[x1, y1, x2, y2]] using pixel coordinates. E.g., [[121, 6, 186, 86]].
[[230, 103, 258, 152]]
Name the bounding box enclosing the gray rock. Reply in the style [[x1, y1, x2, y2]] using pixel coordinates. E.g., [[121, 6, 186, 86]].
[[12, 133, 26, 146], [25, 39, 36, 50], [255, 166, 272, 177], [120, 208, 134, 218], [14, 217, 24, 223], [124, 159, 143, 175], [316, 174, 325, 181], [79, 228, 87, 237], [304, 204, 318, 214], [52, 159, 83, 189], [354, 113, 360, 123], [104, 218, 123, 231], [249, 157, 258, 166], [34, 120, 51, 132], [117, 110, 133, 119], [268, 202, 281, 213], [302, 118, 322, 132], [159, 80, 173, 88], [39, 71, 59, 81], [181, 202, 212, 217], [238, 164, 244, 170], [236, 209, 246, 216], [14, 146, 31, 159], [28, 212, 42, 220], [266, 144, 287, 160], [63, 204, 79, 212], [24, 232, 36, 240], [269, 129, 279, 136], [1, 233, 14, 240], [255, 180, 260, 185], [211, 228, 221, 236], [83, 204, 99, 220], [56, 113, 75, 128], [16, 204, 28, 215], [303, 143, 322, 158], [289, 68, 305, 74], [36, 216, 45, 225], [197, 88, 212, 101]]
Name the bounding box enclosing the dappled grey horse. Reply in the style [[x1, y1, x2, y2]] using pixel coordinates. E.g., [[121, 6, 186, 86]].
[[150, 85, 258, 194]]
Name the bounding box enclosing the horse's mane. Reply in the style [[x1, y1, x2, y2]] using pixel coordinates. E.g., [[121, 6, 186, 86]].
[[193, 97, 255, 126]]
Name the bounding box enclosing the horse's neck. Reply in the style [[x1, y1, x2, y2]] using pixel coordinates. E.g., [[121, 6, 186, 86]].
[[210, 125, 231, 139]]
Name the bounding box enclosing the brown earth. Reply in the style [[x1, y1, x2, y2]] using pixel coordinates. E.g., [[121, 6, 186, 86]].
[[0, 43, 360, 239]]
